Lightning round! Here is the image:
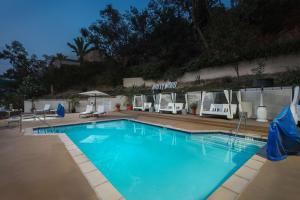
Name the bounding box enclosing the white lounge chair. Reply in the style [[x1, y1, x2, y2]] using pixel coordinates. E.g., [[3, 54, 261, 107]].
[[79, 105, 93, 118], [143, 102, 152, 111], [202, 104, 237, 118], [93, 105, 105, 117], [36, 104, 51, 114], [175, 103, 184, 112], [159, 103, 184, 114], [6, 116, 21, 127]]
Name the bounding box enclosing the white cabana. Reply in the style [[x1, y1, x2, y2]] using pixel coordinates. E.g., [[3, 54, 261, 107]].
[[132, 95, 146, 111], [199, 90, 238, 119], [153, 94, 160, 112], [157, 93, 184, 114], [185, 91, 202, 114], [79, 90, 109, 112]]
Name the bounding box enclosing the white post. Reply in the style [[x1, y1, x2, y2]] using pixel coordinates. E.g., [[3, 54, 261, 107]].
[[259, 90, 264, 106], [256, 89, 268, 122], [228, 90, 233, 119]]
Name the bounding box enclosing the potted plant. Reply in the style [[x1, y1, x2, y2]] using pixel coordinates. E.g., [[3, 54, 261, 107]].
[[68, 97, 80, 113], [115, 103, 121, 112], [124, 96, 133, 111], [127, 104, 133, 111], [190, 103, 198, 115]]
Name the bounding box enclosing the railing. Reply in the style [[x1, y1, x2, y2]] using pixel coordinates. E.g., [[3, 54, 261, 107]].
[[228, 112, 247, 147], [34, 114, 56, 133], [18, 112, 55, 134]]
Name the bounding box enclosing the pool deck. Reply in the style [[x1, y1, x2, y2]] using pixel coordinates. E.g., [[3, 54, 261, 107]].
[[0, 111, 299, 200]]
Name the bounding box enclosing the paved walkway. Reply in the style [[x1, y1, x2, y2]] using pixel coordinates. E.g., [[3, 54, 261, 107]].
[[239, 156, 300, 200], [0, 127, 99, 200]]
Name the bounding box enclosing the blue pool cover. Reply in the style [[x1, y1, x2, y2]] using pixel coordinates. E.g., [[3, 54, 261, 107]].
[[57, 103, 65, 117], [267, 107, 300, 161]]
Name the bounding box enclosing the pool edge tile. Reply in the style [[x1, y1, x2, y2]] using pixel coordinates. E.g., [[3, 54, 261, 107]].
[[208, 186, 238, 200], [208, 153, 266, 200], [95, 182, 123, 200], [58, 134, 125, 200]]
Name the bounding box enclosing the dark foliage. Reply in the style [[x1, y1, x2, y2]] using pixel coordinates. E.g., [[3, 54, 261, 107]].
[[1, 0, 300, 108]]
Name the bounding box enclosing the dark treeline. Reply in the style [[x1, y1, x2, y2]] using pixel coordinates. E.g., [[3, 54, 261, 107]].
[[1, 0, 300, 106]]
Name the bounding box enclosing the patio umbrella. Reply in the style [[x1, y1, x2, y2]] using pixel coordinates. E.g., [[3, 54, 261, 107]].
[[79, 90, 109, 111]]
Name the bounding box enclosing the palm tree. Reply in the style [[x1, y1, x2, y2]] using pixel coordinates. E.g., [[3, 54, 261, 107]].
[[67, 37, 93, 63], [54, 53, 68, 61]]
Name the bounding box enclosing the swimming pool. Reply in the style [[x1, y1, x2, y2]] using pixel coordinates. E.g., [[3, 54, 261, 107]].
[[35, 120, 265, 200]]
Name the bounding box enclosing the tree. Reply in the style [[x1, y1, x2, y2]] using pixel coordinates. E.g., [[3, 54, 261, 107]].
[[233, 62, 240, 82], [172, 0, 211, 49], [17, 76, 45, 99], [67, 37, 93, 63], [0, 41, 47, 85], [54, 53, 68, 61], [81, 5, 129, 58]]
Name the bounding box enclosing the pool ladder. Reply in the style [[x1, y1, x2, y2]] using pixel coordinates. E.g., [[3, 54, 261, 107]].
[[37, 115, 55, 133], [228, 112, 247, 147]]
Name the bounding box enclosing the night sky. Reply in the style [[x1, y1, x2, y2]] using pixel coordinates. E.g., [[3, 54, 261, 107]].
[[0, 0, 230, 74]]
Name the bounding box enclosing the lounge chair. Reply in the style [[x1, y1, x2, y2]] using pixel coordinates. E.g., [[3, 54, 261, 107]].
[[159, 103, 184, 114], [35, 104, 51, 114], [79, 105, 93, 118], [93, 105, 106, 117], [202, 104, 237, 118], [6, 116, 21, 127], [175, 103, 184, 112], [143, 103, 152, 111]]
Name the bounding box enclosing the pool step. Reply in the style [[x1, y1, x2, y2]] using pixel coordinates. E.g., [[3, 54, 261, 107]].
[[190, 135, 265, 152]]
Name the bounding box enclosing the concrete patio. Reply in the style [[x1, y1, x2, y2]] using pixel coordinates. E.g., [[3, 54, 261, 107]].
[[0, 111, 299, 200]]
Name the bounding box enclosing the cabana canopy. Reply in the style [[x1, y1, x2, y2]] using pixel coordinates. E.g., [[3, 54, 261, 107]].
[[79, 90, 109, 111], [157, 92, 184, 114], [199, 90, 241, 119], [133, 94, 146, 111], [79, 90, 109, 97]]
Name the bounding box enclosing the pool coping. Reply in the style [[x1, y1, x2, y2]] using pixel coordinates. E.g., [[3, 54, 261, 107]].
[[25, 117, 267, 200]]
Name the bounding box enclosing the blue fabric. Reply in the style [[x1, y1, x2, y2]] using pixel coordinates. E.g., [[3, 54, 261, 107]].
[[57, 103, 65, 118], [267, 107, 300, 161]]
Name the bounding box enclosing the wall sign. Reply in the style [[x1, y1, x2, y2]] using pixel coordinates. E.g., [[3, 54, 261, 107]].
[[152, 81, 177, 91]]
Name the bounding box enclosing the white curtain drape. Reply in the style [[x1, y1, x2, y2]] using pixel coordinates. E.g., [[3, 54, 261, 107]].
[[142, 95, 146, 111], [224, 90, 230, 104], [224, 90, 233, 119], [237, 91, 242, 113], [157, 93, 162, 112], [185, 93, 189, 110], [291, 86, 299, 122], [229, 90, 233, 118], [198, 92, 202, 114], [171, 93, 176, 113], [133, 95, 136, 107], [199, 91, 206, 116]]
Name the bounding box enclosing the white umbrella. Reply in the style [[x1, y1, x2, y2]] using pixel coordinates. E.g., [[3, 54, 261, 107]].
[[79, 90, 109, 111]]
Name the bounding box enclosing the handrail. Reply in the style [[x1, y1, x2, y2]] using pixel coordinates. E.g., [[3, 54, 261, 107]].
[[34, 113, 56, 133], [19, 112, 55, 134], [228, 112, 247, 147]]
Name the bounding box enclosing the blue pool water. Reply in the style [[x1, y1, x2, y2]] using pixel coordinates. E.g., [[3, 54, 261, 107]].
[[35, 120, 265, 200]]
